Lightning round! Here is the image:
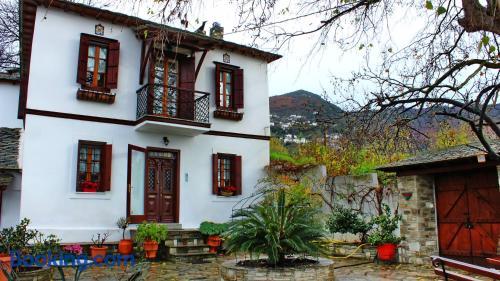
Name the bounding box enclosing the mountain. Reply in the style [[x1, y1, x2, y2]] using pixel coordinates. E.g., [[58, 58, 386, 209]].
[[269, 90, 345, 142]]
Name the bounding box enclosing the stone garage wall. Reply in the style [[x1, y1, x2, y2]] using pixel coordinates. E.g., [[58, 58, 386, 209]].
[[397, 175, 438, 264]]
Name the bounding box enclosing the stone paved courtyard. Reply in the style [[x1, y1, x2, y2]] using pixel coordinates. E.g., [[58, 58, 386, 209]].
[[60, 257, 449, 281]]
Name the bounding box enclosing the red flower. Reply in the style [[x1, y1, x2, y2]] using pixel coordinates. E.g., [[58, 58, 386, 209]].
[[81, 180, 98, 191], [221, 186, 237, 193]]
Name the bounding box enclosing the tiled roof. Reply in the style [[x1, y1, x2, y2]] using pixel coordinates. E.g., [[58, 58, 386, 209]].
[[0, 128, 21, 170], [378, 140, 500, 171]]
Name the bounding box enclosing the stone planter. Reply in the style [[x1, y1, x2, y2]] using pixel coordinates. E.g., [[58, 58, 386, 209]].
[[220, 258, 334, 281]]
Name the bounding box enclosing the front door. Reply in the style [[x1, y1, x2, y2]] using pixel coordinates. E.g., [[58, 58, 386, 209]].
[[435, 167, 500, 263], [145, 150, 178, 223]]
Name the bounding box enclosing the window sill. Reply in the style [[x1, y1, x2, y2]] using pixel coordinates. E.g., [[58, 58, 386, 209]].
[[214, 109, 243, 121], [68, 192, 111, 200], [212, 195, 242, 202], [77, 89, 116, 104]]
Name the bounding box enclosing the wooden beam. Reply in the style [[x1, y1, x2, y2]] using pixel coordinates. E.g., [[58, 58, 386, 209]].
[[194, 49, 208, 81], [139, 39, 153, 85]]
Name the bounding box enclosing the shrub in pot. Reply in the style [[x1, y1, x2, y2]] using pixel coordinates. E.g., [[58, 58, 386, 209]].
[[116, 217, 133, 255], [90, 233, 110, 263], [224, 188, 327, 266], [134, 222, 168, 259], [199, 221, 228, 253], [327, 206, 373, 243], [367, 204, 402, 262], [0, 218, 60, 281]]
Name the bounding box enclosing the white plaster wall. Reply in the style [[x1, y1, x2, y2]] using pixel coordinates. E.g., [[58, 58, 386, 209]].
[[1, 173, 22, 228], [28, 8, 271, 136], [21, 114, 269, 242], [0, 83, 22, 128]]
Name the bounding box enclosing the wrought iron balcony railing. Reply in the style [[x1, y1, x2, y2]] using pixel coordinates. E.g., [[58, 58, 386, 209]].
[[136, 84, 210, 124]]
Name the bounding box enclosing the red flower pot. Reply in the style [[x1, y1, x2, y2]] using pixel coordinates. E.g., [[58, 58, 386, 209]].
[[207, 235, 222, 253], [90, 246, 108, 263], [118, 239, 134, 255], [0, 256, 11, 281], [143, 240, 159, 259], [377, 243, 397, 261], [82, 187, 97, 192]]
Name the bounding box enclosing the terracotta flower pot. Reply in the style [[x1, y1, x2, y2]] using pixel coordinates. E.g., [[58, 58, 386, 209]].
[[377, 243, 397, 261], [143, 240, 159, 259], [90, 246, 108, 263], [207, 235, 222, 253], [220, 191, 234, 197], [0, 256, 11, 281], [118, 239, 134, 255]]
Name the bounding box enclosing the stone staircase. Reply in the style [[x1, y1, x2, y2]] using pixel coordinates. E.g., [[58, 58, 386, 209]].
[[165, 229, 216, 262]]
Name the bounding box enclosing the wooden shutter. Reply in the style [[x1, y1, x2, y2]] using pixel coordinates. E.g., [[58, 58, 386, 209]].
[[214, 64, 221, 108], [234, 68, 244, 109], [105, 41, 120, 89], [234, 155, 242, 195], [77, 34, 90, 85], [178, 57, 195, 120], [212, 154, 219, 195], [101, 144, 113, 191]]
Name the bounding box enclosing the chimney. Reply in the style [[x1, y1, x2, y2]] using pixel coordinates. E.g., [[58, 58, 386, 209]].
[[210, 22, 224, 39]]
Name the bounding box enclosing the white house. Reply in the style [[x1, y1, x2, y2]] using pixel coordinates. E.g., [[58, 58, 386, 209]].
[[0, 0, 281, 242]]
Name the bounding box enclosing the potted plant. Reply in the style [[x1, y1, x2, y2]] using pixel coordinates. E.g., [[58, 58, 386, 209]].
[[116, 217, 133, 255], [220, 186, 237, 196], [367, 204, 403, 262], [0, 218, 58, 281], [81, 180, 98, 192], [199, 221, 228, 253], [134, 222, 168, 259], [90, 233, 110, 263]]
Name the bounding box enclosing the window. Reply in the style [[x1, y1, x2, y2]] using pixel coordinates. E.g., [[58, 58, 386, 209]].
[[76, 141, 112, 192], [153, 57, 178, 117], [212, 153, 242, 196], [219, 70, 232, 108], [77, 34, 120, 91], [86, 44, 107, 88], [214, 63, 244, 111]]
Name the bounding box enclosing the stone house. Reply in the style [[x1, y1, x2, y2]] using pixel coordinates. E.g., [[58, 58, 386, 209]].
[[378, 141, 500, 265]]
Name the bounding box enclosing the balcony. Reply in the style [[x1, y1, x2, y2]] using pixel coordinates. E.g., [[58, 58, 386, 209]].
[[135, 84, 211, 136]]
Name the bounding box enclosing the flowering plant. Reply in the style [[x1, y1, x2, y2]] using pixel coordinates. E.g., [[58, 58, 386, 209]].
[[63, 244, 83, 255], [220, 185, 237, 193], [80, 180, 98, 192]]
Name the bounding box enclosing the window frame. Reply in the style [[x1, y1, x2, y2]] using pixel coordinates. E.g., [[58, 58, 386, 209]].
[[214, 62, 240, 110], [85, 42, 108, 90], [217, 153, 235, 191], [76, 140, 106, 193]]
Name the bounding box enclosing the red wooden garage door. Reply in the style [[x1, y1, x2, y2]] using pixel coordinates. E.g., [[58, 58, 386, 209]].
[[435, 167, 500, 259]]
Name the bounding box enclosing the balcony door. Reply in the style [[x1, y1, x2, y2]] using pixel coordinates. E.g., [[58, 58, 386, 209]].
[[151, 56, 179, 118]]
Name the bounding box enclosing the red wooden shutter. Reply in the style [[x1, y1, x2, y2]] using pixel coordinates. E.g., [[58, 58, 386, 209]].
[[234, 68, 244, 109], [215, 64, 221, 108], [212, 154, 219, 195], [106, 40, 120, 89], [101, 144, 113, 191], [178, 57, 195, 120], [234, 155, 242, 195], [77, 34, 90, 85]]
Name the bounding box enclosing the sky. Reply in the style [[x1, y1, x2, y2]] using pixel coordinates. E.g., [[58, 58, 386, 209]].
[[80, 0, 426, 102]]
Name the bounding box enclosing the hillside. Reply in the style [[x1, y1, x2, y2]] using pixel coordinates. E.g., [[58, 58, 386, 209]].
[[270, 90, 345, 142]]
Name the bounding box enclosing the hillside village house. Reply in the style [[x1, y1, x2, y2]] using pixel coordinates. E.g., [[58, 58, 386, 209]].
[[0, 0, 281, 242]]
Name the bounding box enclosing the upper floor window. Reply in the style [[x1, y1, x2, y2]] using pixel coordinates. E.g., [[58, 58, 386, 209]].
[[77, 34, 120, 92], [77, 140, 112, 192], [214, 63, 244, 111]]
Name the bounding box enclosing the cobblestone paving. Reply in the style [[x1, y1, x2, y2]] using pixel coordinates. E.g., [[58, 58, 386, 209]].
[[67, 257, 452, 281]]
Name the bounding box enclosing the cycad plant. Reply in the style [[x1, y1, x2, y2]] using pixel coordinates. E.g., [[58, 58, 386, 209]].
[[224, 189, 327, 266]]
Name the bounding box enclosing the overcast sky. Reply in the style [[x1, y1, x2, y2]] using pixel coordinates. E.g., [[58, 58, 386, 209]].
[[81, 0, 425, 101]]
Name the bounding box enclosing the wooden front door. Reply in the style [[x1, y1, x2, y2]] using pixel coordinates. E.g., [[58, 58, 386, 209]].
[[435, 167, 500, 260], [145, 150, 178, 223]]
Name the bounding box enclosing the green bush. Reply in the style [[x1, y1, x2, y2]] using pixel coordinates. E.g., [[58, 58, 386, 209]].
[[224, 189, 327, 266], [367, 204, 402, 245], [135, 222, 168, 243], [327, 206, 372, 243], [199, 221, 228, 236], [0, 218, 60, 256]]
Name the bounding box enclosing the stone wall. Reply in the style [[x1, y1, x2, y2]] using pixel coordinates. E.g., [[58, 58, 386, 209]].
[[330, 243, 377, 260], [397, 175, 438, 264], [220, 259, 334, 281]]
